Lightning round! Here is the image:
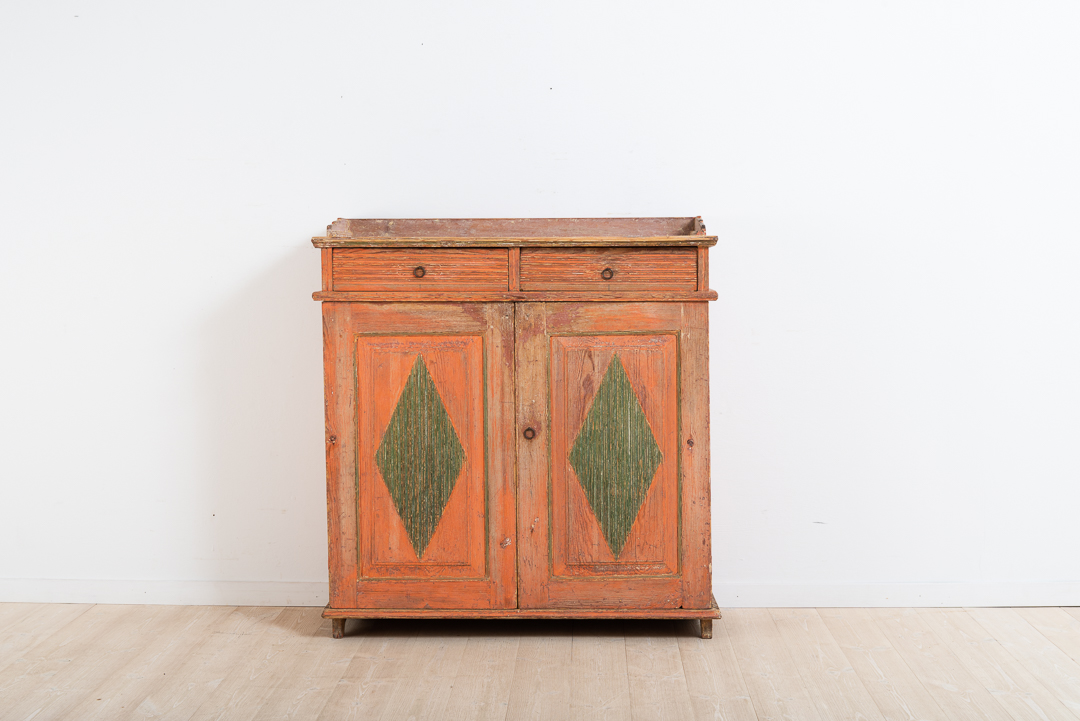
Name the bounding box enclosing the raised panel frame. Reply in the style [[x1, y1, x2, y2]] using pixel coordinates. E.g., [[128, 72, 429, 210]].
[[322, 302, 516, 610]]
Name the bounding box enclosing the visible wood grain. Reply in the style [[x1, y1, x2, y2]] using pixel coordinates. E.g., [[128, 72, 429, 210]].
[[918, 608, 1076, 721], [724, 608, 824, 721], [315, 622, 419, 720], [322, 248, 332, 291], [504, 621, 573, 721], [326, 217, 701, 238], [509, 247, 521, 291], [313, 289, 719, 302], [677, 618, 759, 721], [0, 603, 93, 677], [624, 621, 696, 720], [322, 603, 719, 620], [332, 618, 345, 638], [569, 621, 632, 721], [870, 608, 1013, 721], [248, 614, 358, 720], [123, 606, 286, 720], [7, 605, 1080, 720], [1015, 606, 1080, 666], [356, 334, 485, 578], [443, 630, 521, 720], [66, 606, 234, 721], [323, 303, 516, 611], [356, 625, 468, 721], [185, 607, 325, 721], [519, 248, 697, 291], [680, 302, 712, 609], [0, 604, 164, 721], [517, 302, 716, 611], [315, 235, 719, 248], [817, 607, 949, 721], [333, 248, 509, 291], [549, 333, 679, 578], [967, 607, 1080, 715], [696, 246, 709, 292], [770, 608, 887, 721]]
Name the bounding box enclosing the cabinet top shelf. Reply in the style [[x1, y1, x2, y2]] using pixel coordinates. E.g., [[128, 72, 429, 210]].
[[312, 217, 716, 248]]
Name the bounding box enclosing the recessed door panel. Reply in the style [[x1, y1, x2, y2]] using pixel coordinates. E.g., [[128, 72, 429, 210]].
[[516, 302, 712, 610], [357, 335, 484, 579], [549, 335, 679, 578], [323, 302, 515, 610]]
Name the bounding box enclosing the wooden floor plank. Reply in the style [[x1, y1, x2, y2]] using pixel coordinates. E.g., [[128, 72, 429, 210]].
[[967, 607, 1080, 717], [870, 608, 1013, 721], [1015, 607, 1080, 667], [725, 608, 824, 721], [819, 607, 949, 721], [441, 621, 522, 721], [624, 620, 696, 721], [68, 605, 235, 721], [504, 620, 573, 721], [314, 619, 419, 721], [0, 603, 43, 636], [126, 606, 288, 720], [918, 608, 1076, 721], [0, 604, 164, 721], [0, 602, 94, 677], [185, 606, 326, 720], [771, 608, 886, 720], [249, 614, 360, 721], [676, 618, 758, 721], [569, 620, 632, 721], [4, 603, 1080, 720], [373, 621, 470, 721]]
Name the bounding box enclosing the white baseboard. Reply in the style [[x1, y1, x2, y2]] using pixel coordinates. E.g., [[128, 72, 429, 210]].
[[0, 579, 328, 606], [2, 579, 1077, 608], [714, 582, 1080, 607]]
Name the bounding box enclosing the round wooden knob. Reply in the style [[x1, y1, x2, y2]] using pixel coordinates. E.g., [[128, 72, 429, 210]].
[[600, 267, 615, 280], [413, 266, 426, 278], [523, 427, 537, 440]]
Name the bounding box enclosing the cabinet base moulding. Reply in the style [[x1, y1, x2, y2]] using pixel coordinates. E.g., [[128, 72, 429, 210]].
[[322, 597, 720, 621]]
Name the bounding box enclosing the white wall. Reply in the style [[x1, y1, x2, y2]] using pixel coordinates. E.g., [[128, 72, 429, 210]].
[[1, 1, 1078, 607]]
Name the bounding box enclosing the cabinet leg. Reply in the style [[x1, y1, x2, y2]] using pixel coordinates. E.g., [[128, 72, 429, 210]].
[[331, 618, 346, 639], [700, 619, 713, 639]]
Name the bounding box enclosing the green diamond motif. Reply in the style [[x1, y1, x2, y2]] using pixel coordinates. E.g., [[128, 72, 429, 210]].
[[375, 355, 465, 558], [568, 354, 663, 558]]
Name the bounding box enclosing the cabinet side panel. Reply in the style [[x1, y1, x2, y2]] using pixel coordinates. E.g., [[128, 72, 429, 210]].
[[323, 303, 359, 608], [680, 302, 712, 607]]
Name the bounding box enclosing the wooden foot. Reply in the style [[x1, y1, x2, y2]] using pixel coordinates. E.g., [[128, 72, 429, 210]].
[[332, 618, 346, 639], [700, 618, 713, 639]]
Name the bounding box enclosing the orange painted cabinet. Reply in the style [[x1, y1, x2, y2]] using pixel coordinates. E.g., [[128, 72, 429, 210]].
[[314, 218, 719, 638]]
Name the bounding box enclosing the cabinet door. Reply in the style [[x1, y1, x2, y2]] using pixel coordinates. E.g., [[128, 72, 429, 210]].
[[323, 302, 516, 610], [516, 302, 712, 609]]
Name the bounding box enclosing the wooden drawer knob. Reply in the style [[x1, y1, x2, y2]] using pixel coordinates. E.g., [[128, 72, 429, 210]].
[[413, 266, 426, 278], [600, 267, 615, 280]]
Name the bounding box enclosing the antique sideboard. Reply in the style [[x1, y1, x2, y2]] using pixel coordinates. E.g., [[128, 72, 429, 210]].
[[312, 217, 719, 638]]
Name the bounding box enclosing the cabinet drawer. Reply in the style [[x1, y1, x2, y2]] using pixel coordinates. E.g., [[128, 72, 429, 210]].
[[333, 248, 509, 291], [519, 248, 697, 291]]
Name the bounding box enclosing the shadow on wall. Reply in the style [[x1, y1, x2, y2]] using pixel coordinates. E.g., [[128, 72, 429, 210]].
[[194, 246, 327, 600]]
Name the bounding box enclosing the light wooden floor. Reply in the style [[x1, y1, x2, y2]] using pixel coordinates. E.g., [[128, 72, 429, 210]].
[[2, 605, 1080, 720]]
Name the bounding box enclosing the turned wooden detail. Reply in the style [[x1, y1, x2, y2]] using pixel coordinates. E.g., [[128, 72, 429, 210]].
[[314, 218, 720, 637]]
